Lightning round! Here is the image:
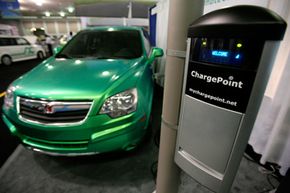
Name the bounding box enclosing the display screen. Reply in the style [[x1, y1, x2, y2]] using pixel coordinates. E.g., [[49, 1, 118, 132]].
[[211, 50, 229, 57], [199, 49, 243, 66], [190, 38, 265, 70]]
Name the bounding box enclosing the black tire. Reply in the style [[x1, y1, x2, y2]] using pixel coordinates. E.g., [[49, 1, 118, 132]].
[[1, 55, 12, 66], [37, 51, 44, 59]]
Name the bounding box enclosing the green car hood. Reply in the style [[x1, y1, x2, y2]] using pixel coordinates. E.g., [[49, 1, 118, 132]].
[[13, 57, 146, 100]]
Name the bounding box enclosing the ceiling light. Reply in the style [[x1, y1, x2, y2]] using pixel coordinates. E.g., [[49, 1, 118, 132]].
[[67, 6, 75, 13], [44, 11, 51, 17], [35, 1, 43, 6], [59, 11, 66, 17]]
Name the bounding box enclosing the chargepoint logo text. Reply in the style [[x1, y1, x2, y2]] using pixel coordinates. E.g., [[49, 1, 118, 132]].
[[191, 71, 243, 88]]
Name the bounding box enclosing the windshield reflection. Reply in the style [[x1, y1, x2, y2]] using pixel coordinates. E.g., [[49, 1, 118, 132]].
[[56, 30, 143, 60]]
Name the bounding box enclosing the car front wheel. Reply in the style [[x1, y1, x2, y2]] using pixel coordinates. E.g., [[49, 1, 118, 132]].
[[37, 51, 44, 59], [1, 55, 12, 66]]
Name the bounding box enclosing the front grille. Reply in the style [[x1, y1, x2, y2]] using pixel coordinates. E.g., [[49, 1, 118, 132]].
[[24, 136, 89, 150], [18, 97, 93, 125]]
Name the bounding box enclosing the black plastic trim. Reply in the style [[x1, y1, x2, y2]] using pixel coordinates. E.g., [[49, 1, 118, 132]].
[[188, 5, 287, 40]]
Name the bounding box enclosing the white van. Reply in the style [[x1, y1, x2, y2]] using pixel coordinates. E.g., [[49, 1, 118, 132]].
[[0, 36, 46, 66]]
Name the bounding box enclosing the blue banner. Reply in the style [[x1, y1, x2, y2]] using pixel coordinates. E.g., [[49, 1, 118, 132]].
[[0, 0, 20, 17]]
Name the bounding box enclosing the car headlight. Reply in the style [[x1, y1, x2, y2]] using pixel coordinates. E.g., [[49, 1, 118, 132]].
[[4, 86, 15, 110], [99, 88, 138, 118]]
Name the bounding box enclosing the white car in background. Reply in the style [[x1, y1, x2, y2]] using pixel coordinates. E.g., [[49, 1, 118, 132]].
[[0, 36, 46, 66]]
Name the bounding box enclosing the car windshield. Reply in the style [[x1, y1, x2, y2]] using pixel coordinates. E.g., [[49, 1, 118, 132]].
[[56, 30, 143, 59]]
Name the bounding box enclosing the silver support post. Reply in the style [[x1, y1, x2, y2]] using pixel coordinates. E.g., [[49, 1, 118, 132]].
[[128, 1, 132, 19], [155, 1, 204, 193]]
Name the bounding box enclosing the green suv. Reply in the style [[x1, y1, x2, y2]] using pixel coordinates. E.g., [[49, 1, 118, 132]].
[[2, 26, 163, 155]]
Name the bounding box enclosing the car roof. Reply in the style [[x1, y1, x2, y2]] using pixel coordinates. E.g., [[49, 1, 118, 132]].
[[83, 26, 143, 32], [0, 36, 24, 38]]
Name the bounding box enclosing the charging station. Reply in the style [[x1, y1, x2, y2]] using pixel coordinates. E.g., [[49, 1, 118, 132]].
[[175, 5, 287, 193]]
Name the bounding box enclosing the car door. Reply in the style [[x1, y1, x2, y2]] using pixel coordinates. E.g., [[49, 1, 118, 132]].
[[15, 38, 34, 60], [8, 38, 24, 61], [1, 38, 18, 61]]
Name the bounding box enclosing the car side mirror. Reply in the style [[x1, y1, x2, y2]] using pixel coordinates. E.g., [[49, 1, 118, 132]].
[[53, 46, 62, 55], [148, 47, 164, 64]]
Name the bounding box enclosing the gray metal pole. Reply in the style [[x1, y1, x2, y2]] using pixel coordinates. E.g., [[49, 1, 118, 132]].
[[156, 1, 204, 193]]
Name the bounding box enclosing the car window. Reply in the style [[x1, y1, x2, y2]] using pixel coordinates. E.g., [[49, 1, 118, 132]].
[[142, 30, 151, 55], [0, 38, 17, 46], [143, 37, 151, 55], [57, 30, 143, 59], [16, 38, 30, 45]]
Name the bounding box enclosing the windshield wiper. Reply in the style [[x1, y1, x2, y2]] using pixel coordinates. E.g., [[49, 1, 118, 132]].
[[95, 56, 110, 59], [78, 56, 110, 59], [55, 53, 72, 59]]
